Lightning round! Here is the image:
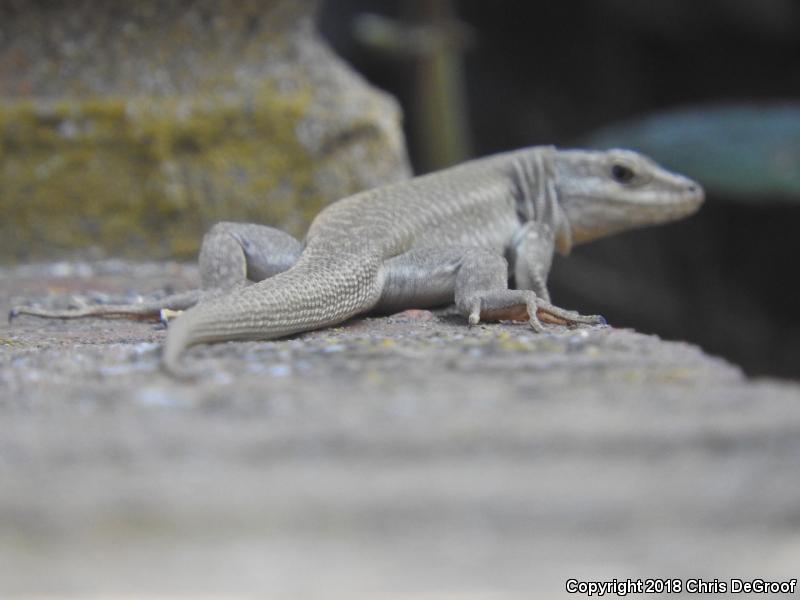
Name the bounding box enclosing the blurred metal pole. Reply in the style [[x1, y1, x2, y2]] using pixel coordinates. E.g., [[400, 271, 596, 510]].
[[354, 0, 474, 171]]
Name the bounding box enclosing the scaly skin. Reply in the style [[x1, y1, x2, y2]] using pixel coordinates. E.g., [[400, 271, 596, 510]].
[[163, 146, 703, 374], [9, 146, 704, 376]]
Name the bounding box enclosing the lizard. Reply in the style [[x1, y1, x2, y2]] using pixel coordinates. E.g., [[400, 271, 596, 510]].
[[10, 146, 704, 376]]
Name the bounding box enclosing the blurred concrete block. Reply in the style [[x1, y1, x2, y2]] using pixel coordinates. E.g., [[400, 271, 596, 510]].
[[0, 0, 411, 260]]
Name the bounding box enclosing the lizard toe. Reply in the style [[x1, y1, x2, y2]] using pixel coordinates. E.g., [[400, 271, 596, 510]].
[[159, 308, 183, 325], [575, 313, 607, 326], [528, 307, 545, 333], [465, 297, 481, 325], [528, 318, 545, 333]]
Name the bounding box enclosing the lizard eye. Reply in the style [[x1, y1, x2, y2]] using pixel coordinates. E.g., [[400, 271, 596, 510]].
[[611, 164, 635, 184]]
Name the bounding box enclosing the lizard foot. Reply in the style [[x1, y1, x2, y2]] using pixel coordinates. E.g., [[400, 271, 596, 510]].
[[159, 308, 184, 326], [460, 290, 607, 332], [535, 300, 607, 328]]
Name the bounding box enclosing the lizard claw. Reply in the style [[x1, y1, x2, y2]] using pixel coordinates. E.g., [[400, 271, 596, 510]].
[[573, 313, 608, 327], [467, 298, 481, 326], [159, 308, 183, 326], [528, 314, 545, 333]]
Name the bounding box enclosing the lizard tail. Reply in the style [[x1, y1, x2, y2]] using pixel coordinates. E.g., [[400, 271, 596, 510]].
[[161, 251, 383, 376]]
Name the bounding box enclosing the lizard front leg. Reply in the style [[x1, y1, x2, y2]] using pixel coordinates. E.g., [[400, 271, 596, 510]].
[[508, 221, 555, 302], [455, 248, 605, 331], [506, 221, 608, 327], [9, 222, 302, 323], [375, 246, 603, 331]]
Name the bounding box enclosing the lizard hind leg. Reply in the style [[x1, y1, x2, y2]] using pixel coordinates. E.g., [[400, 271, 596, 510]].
[[9, 223, 303, 324], [8, 290, 201, 323], [199, 221, 302, 288]]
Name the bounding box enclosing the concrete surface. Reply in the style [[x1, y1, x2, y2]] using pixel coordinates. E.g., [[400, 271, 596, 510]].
[[1, 261, 799, 598]]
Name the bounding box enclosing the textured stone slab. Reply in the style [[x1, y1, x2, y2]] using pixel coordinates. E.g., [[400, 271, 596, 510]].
[[1, 262, 799, 596]]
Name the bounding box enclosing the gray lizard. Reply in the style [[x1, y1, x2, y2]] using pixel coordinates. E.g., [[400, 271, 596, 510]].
[[10, 146, 704, 375]]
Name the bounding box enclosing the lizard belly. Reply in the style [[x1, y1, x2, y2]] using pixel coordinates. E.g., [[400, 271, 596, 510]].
[[374, 252, 461, 312]]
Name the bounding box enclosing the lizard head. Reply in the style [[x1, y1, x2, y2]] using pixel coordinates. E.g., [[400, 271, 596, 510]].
[[552, 148, 704, 252]]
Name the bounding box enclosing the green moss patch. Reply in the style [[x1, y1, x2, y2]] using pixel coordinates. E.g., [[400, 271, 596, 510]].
[[0, 83, 328, 261]]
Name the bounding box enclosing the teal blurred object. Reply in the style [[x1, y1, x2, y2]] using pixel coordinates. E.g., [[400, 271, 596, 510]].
[[583, 104, 800, 202]]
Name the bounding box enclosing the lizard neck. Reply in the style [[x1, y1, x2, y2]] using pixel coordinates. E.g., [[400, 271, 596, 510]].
[[511, 147, 573, 255]]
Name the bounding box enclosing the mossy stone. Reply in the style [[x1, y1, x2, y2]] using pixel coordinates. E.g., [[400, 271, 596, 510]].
[[0, 0, 411, 261]]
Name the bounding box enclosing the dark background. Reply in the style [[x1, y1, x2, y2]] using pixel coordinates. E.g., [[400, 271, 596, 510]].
[[320, 0, 800, 379]]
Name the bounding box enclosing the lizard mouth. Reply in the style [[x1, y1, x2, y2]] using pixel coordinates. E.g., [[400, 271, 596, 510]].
[[636, 179, 705, 218], [673, 182, 705, 216], [563, 179, 705, 246], [644, 189, 705, 221]]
